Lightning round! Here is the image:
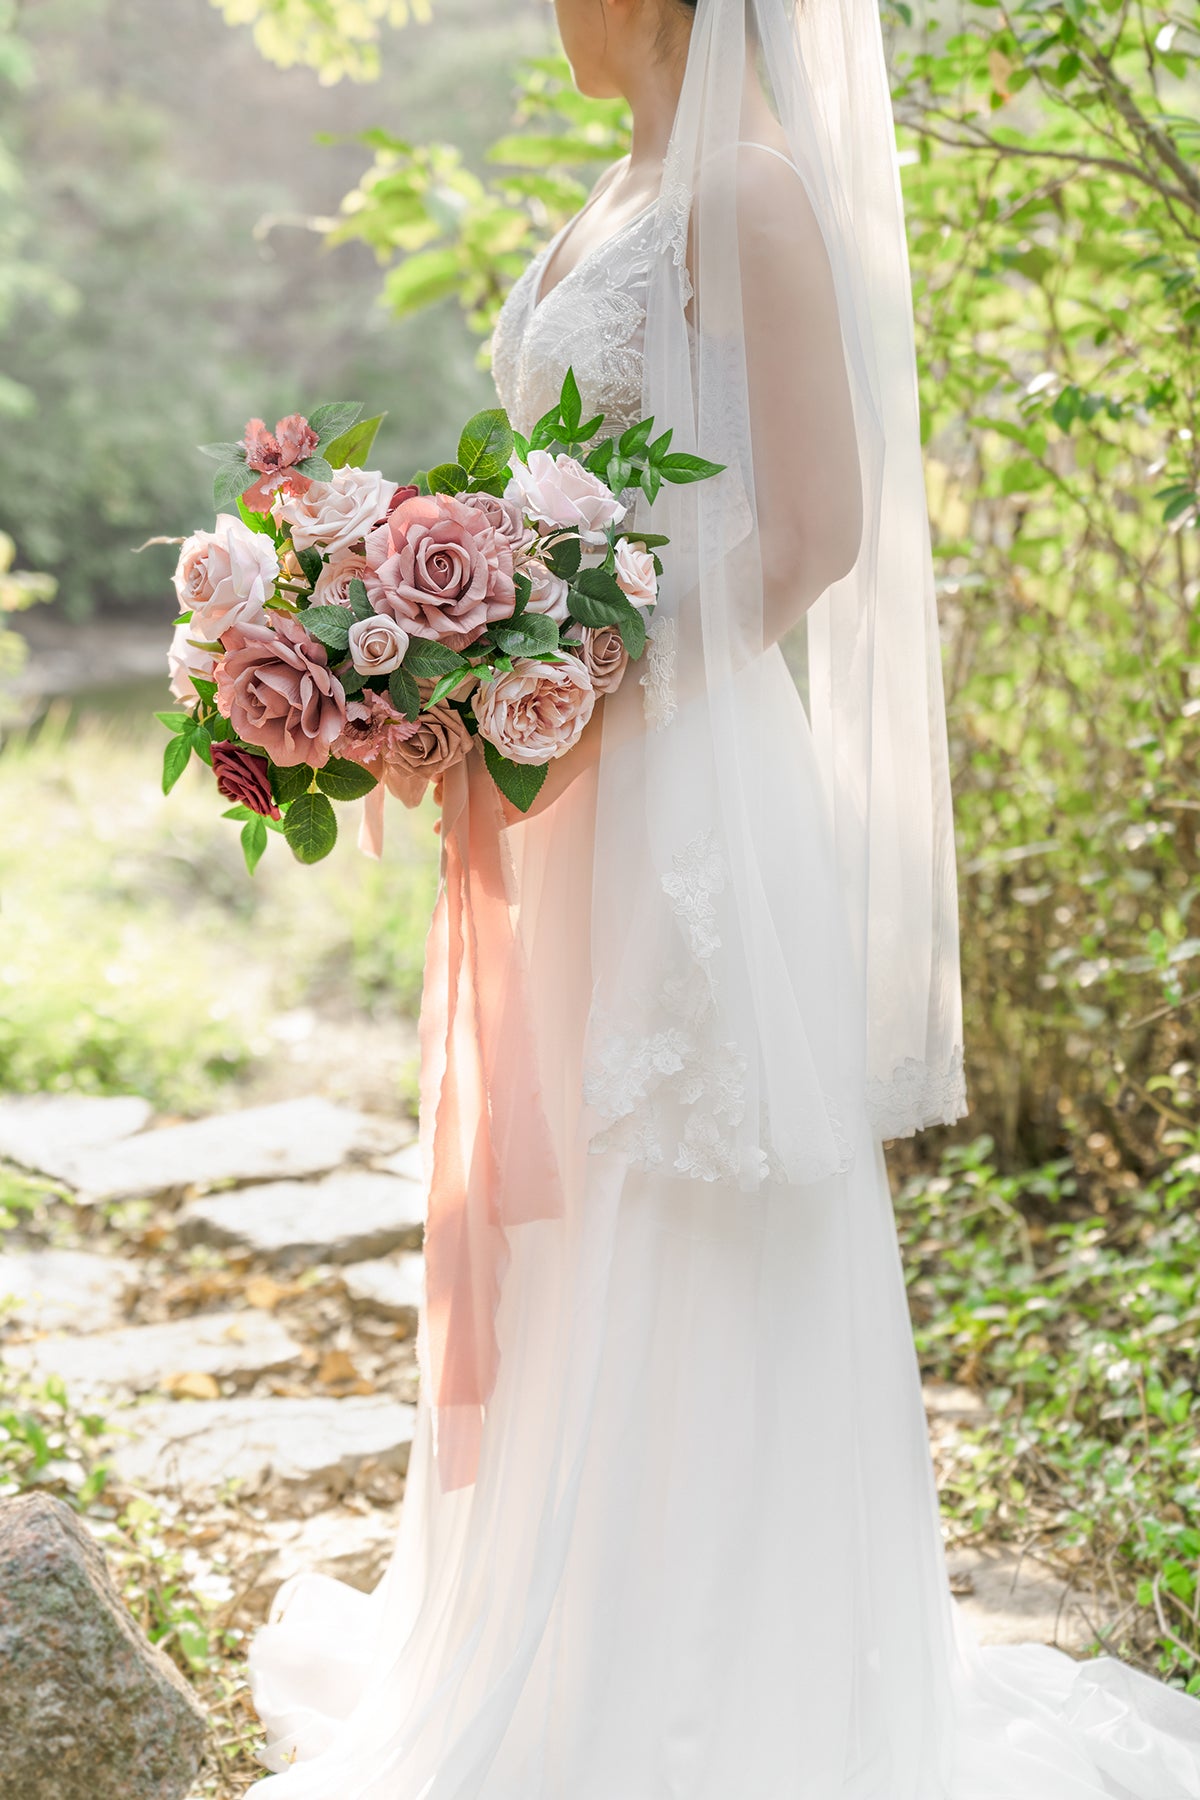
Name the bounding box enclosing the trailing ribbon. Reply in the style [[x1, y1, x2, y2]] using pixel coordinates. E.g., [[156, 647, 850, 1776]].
[[410, 749, 565, 1490]]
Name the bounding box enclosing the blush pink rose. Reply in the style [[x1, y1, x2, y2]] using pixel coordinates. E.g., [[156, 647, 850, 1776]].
[[215, 614, 347, 769], [523, 559, 570, 623], [276, 466, 397, 560], [613, 537, 658, 610], [167, 618, 214, 701], [505, 450, 626, 546], [579, 624, 628, 695], [364, 493, 515, 652], [173, 514, 278, 644], [381, 702, 474, 807], [313, 551, 370, 607], [347, 613, 410, 676], [474, 654, 595, 765], [460, 492, 536, 560]]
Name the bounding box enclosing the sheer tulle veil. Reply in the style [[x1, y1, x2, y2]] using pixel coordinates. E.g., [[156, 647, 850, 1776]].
[[580, 0, 967, 1187]]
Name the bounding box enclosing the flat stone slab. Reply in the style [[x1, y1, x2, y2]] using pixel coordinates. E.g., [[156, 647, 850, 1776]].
[[342, 1252, 424, 1322], [38, 1097, 371, 1203], [376, 1141, 424, 1185], [0, 1249, 139, 1335], [250, 1506, 401, 1608], [179, 1169, 426, 1266], [947, 1545, 1102, 1653], [108, 1396, 416, 1493], [6, 1310, 302, 1396], [0, 1093, 152, 1180]]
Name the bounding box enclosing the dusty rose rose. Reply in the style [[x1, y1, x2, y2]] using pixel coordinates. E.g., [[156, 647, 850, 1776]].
[[578, 624, 628, 695], [210, 741, 281, 819], [347, 613, 410, 677], [215, 614, 347, 768], [474, 654, 595, 765], [364, 493, 514, 652], [172, 515, 278, 644], [461, 492, 536, 560], [613, 537, 658, 610], [313, 552, 370, 608], [331, 689, 421, 769], [167, 618, 214, 701], [505, 451, 626, 546], [276, 466, 397, 560], [382, 703, 474, 808], [522, 559, 570, 623]]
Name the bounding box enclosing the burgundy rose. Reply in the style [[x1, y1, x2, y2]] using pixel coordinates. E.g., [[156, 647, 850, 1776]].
[[210, 741, 281, 819], [363, 492, 515, 652], [215, 613, 347, 769]]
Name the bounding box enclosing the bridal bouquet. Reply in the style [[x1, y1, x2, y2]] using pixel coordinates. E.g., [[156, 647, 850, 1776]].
[[157, 371, 721, 870]]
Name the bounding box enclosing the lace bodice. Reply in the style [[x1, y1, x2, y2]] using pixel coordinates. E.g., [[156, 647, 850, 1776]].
[[490, 198, 662, 443]]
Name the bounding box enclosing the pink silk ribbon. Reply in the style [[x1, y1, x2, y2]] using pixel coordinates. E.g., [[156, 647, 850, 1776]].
[[398, 750, 564, 1490]]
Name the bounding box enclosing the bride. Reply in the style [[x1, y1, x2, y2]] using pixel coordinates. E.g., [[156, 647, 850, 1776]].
[[247, 0, 1200, 1794]]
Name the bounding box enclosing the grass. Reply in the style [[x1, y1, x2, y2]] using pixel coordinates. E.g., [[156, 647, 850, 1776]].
[[896, 1132, 1200, 1690], [0, 702, 440, 1115]]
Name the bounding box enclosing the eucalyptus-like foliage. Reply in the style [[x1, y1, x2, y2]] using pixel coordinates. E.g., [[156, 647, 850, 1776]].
[[210, 0, 432, 83]]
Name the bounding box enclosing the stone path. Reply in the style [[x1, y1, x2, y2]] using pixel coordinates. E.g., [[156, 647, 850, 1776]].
[[0, 1088, 1116, 1792]]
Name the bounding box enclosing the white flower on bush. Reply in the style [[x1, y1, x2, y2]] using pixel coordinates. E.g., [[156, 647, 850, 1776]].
[[613, 537, 658, 610], [347, 613, 410, 677], [474, 654, 596, 764], [172, 513, 277, 646], [276, 466, 397, 559], [523, 560, 570, 623], [505, 450, 626, 546]]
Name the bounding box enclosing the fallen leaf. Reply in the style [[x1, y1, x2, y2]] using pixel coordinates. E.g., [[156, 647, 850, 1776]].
[[317, 1349, 360, 1387], [164, 1370, 221, 1400], [245, 1276, 286, 1311]]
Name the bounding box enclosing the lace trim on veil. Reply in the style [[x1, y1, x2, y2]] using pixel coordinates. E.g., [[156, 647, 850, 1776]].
[[866, 1045, 967, 1141]]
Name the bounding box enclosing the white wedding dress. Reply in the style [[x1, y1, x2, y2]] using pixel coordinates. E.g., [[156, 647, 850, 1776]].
[[246, 175, 1200, 1799]]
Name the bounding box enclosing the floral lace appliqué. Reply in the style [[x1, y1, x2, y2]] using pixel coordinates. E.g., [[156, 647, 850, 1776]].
[[640, 613, 678, 730], [661, 828, 725, 961]]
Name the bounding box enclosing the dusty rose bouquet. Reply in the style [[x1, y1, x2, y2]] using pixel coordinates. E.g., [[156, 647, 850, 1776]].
[[158, 371, 722, 870]]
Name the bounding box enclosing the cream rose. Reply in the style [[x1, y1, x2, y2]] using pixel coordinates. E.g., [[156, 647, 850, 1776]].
[[578, 624, 628, 695], [277, 466, 397, 559], [167, 618, 213, 701], [613, 537, 658, 610], [523, 560, 570, 623], [505, 451, 626, 546], [347, 614, 410, 677], [474, 655, 595, 766], [173, 514, 277, 644], [382, 703, 474, 807], [313, 551, 371, 608]]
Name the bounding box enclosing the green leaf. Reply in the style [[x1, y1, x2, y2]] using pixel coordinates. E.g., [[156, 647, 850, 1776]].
[[198, 441, 245, 463], [236, 494, 276, 535], [402, 638, 466, 678], [640, 462, 663, 505], [383, 247, 463, 318], [659, 451, 726, 483], [296, 546, 324, 589], [324, 413, 385, 470], [300, 604, 353, 654], [162, 733, 192, 794], [482, 738, 549, 813], [338, 666, 368, 697], [492, 611, 560, 657], [389, 666, 422, 720], [512, 568, 531, 615], [426, 668, 469, 707], [617, 529, 670, 549], [191, 675, 217, 704], [294, 454, 334, 483], [618, 417, 654, 457], [283, 791, 339, 864], [615, 603, 647, 660], [544, 532, 582, 580], [428, 462, 469, 495], [559, 366, 582, 434], [457, 408, 514, 482], [315, 757, 380, 801], [155, 710, 192, 735], [307, 401, 363, 447], [214, 461, 261, 513], [347, 577, 374, 621], [271, 762, 314, 806], [511, 430, 530, 462], [584, 437, 614, 479], [647, 428, 673, 461], [241, 814, 268, 876]]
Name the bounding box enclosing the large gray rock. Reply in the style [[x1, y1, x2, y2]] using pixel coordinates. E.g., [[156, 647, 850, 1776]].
[[0, 1492, 206, 1799], [44, 1097, 370, 1204], [0, 1249, 138, 1335], [109, 1396, 416, 1494], [6, 1309, 302, 1396], [0, 1093, 152, 1180], [179, 1170, 426, 1266], [342, 1251, 425, 1323]]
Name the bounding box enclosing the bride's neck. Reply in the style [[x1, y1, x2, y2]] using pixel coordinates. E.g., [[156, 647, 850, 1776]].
[[623, 47, 778, 177]]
